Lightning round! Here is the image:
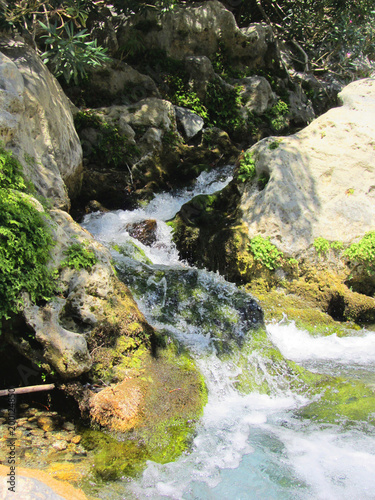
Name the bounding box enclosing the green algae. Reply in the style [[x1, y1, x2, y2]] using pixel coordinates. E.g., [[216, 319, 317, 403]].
[[228, 327, 375, 427], [112, 241, 152, 265], [81, 336, 207, 483]]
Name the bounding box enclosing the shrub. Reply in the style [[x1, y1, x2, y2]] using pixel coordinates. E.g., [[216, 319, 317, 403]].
[[40, 21, 111, 84]]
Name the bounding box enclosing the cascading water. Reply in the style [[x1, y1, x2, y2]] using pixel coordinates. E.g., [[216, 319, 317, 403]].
[[82, 167, 375, 500]]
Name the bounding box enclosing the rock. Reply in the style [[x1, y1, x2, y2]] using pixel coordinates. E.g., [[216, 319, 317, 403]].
[[88, 62, 160, 103], [235, 76, 275, 115], [175, 106, 204, 139], [126, 219, 158, 246], [0, 37, 83, 210], [185, 56, 216, 99], [84, 200, 109, 214], [37, 416, 58, 432], [238, 78, 375, 255], [62, 422, 75, 432], [131, 1, 273, 68], [52, 440, 68, 451], [121, 98, 176, 130], [71, 435, 82, 445]]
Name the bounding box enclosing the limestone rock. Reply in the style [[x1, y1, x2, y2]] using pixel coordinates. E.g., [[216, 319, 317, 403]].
[[0, 37, 82, 210], [185, 56, 216, 100], [175, 106, 204, 139], [235, 76, 275, 115], [126, 1, 273, 67], [121, 98, 176, 130], [238, 78, 375, 255], [88, 62, 160, 102]]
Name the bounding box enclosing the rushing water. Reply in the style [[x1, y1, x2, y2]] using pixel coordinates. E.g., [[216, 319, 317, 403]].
[[82, 167, 375, 500]]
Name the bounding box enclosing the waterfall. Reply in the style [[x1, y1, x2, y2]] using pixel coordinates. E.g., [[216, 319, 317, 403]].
[[82, 167, 375, 500]]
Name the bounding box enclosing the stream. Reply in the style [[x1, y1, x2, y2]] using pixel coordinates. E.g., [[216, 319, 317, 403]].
[[82, 167, 375, 500]]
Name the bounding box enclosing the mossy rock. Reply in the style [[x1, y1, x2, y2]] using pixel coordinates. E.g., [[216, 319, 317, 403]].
[[81, 338, 207, 481], [230, 328, 375, 426]]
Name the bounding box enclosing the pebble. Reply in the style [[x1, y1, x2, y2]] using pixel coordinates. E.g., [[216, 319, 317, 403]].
[[37, 416, 57, 432], [71, 435, 82, 444], [62, 422, 75, 432], [52, 440, 68, 451]]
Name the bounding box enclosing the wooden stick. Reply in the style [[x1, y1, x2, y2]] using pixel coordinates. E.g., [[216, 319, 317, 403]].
[[0, 384, 55, 397]]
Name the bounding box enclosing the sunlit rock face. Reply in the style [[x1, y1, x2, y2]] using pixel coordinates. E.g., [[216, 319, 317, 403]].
[[239, 78, 375, 255], [0, 37, 83, 210]]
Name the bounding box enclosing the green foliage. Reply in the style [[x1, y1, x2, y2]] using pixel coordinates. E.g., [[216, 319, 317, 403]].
[[40, 21, 111, 84], [314, 238, 344, 256], [61, 242, 98, 271], [0, 147, 27, 191], [313, 237, 331, 255], [171, 79, 208, 120], [248, 236, 283, 270], [0, 147, 56, 324], [344, 232, 375, 275], [74, 110, 140, 168], [236, 151, 256, 183], [265, 100, 289, 132], [205, 80, 246, 137]]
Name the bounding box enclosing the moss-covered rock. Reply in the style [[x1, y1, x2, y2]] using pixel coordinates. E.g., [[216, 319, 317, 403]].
[[81, 337, 207, 481]]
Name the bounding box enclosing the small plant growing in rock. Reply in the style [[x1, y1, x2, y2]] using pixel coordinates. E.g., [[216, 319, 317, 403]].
[[61, 242, 98, 271], [313, 237, 331, 255], [268, 139, 282, 150], [237, 151, 256, 183], [344, 232, 375, 275], [248, 236, 283, 270]]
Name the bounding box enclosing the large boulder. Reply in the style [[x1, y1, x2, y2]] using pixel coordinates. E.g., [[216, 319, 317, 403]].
[[0, 37, 83, 210], [239, 78, 375, 255], [120, 1, 274, 68]]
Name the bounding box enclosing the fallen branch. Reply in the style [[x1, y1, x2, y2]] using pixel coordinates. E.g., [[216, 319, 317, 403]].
[[0, 384, 55, 397]]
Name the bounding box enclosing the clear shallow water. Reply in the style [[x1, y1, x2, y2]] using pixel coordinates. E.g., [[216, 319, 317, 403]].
[[82, 167, 375, 500]]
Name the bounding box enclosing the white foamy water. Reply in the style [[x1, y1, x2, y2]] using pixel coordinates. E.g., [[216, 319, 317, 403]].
[[82, 167, 233, 266], [268, 320, 375, 365]]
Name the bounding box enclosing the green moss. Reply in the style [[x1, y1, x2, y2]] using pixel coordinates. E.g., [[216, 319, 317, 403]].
[[0, 146, 56, 326], [81, 429, 148, 481], [82, 336, 207, 481], [112, 241, 152, 265]]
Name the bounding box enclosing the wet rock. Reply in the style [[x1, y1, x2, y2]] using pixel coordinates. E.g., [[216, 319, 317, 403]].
[[175, 106, 204, 140], [84, 200, 109, 214], [71, 435, 82, 445], [126, 219, 158, 246]]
